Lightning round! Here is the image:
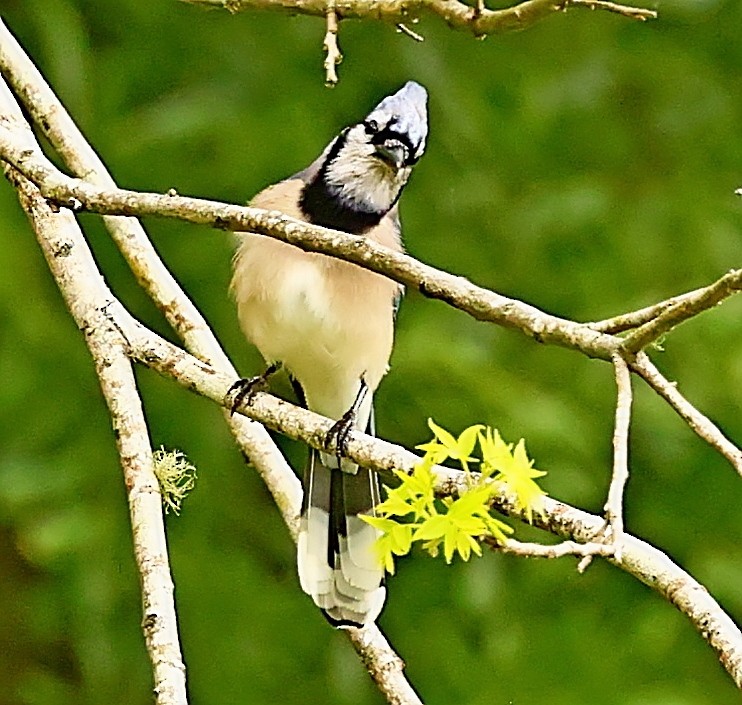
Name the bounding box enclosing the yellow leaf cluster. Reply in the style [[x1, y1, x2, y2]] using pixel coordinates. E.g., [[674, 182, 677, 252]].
[[361, 419, 547, 572]]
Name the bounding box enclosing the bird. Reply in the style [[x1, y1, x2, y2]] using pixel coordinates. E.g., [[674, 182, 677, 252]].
[[230, 81, 428, 627]]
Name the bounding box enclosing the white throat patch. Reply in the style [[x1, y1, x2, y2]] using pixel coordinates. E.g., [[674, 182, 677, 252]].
[[323, 126, 411, 214]]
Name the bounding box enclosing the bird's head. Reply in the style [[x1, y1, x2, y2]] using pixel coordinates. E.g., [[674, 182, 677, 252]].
[[358, 80, 428, 171], [312, 82, 428, 223]]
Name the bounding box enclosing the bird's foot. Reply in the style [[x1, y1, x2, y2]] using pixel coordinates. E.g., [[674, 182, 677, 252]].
[[323, 378, 369, 458], [324, 407, 357, 457], [227, 363, 280, 415]]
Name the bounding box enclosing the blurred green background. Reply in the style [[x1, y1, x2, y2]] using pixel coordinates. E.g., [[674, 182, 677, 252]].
[[0, 0, 740, 703]]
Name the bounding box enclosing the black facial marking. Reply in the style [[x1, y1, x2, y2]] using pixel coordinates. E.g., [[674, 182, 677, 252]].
[[299, 128, 385, 234], [300, 177, 385, 235], [364, 115, 418, 164], [371, 126, 418, 165], [299, 113, 419, 233]]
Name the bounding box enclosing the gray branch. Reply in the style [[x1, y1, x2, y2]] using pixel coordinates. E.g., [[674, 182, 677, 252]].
[[620, 269, 742, 353], [1, 92, 188, 705], [587, 278, 739, 334], [1, 14, 740, 698], [180, 0, 657, 37], [606, 353, 632, 538], [1, 131, 738, 475], [119, 314, 742, 688], [0, 135, 620, 360], [0, 21, 418, 705]]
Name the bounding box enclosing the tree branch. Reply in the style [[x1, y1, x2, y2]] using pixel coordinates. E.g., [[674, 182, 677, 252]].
[[532, 494, 742, 688], [566, 0, 656, 19], [1, 96, 188, 703], [631, 353, 742, 476], [18, 178, 189, 705], [178, 0, 655, 83], [2, 130, 738, 476], [587, 284, 721, 334], [606, 352, 631, 538], [347, 629, 424, 705], [0, 30, 420, 701], [0, 132, 621, 360], [489, 537, 615, 560], [180, 0, 656, 37], [114, 313, 742, 687], [620, 268, 742, 353], [395, 22, 425, 41], [578, 351, 634, 572], [323, 0, 342, 85]]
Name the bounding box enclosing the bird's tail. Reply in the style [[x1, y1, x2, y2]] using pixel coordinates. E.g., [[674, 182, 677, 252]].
[[297, 448, 385, 627]]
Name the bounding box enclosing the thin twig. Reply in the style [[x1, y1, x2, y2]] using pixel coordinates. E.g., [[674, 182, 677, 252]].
[[579, 352, 634, 571], [565, 0, 656, 20], [631, 352, 742, 476], [606, 353, 632, 539], [323, 1, 342, 85], [395, 23, 425, 41], [489, 537, 615, 559], [587, 285, 715, 334], [620, 269, 742, 353]]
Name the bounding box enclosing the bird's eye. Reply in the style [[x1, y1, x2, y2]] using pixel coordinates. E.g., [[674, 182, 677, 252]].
[[364, 119, 380, 134]]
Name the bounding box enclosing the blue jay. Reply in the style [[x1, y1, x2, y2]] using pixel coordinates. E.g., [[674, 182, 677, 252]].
[[231, 82, 428, 627]]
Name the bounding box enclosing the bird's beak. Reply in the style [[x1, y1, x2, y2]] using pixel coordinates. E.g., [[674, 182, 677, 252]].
[[374, 142, 407, 170]]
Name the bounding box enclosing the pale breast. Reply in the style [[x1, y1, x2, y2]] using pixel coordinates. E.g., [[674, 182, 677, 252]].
[[231, 179, 403, 418]]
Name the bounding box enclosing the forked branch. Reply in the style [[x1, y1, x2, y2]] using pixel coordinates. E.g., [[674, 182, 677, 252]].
[[0, 22, 415, 705], [181, 0, 655, 83], [180, 0, 656, 37], [588, 272, 742, 334], [1, 14, 740, 702], [1, 128, 738, 474]]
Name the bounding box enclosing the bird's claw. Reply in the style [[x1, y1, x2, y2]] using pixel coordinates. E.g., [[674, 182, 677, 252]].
[[324, 408, 357, 457], [227, 362, 282, 415], [227, 375, 270, 415]]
